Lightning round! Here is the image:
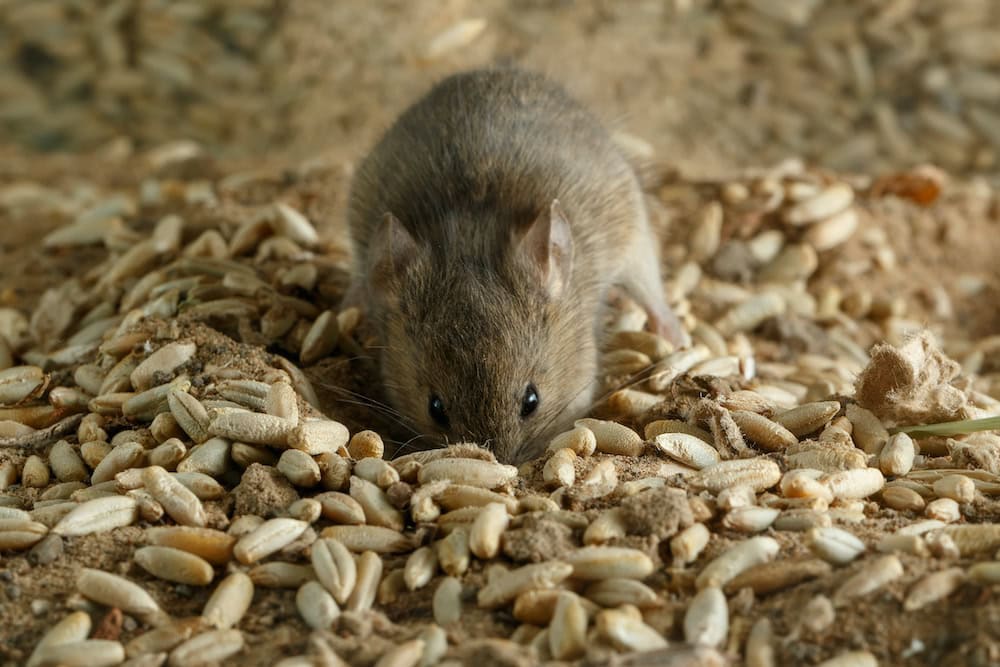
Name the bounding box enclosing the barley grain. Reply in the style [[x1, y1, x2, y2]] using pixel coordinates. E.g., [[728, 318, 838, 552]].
[[135, 546, 214, 586], [477, 561, 573, 608], [233, 518, 309, 564]]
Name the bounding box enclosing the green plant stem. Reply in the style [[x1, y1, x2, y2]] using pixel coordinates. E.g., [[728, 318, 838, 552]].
[[892, 416, 1000, 438]]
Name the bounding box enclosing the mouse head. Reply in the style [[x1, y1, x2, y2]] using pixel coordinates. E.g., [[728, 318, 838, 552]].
[[365, 200, 598, 463]]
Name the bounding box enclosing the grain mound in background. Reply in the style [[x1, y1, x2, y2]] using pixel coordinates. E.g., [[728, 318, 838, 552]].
[[1, 145, 1000, 665], [2, 0, 1000, 178]]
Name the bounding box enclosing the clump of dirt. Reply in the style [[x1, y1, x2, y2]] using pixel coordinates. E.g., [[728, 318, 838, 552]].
[[949, 434, 1000, 475], [855, 331, 973, 426], [619, 487, 694, 539], [501, 517, 574, 564], [233, 464, 300, 517]]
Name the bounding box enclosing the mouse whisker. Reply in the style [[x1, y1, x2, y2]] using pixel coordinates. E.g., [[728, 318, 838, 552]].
[[326, 396, 411, 424], [599, 362, 663, 396], [312, 382, 408, 419], [536, 359, 659, 440], [534, 375, 601, 438], [312, 383, 421, 436], [388, 433, 440, 458], [570, 362, 661, 418], [340, 354, 380, 363], [341, 402, 421, 437], [361, 343, 409, 358]]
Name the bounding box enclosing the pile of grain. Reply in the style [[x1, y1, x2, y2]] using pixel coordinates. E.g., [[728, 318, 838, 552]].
[[3, 1, 999, 178], [1, 144, 1000, 665], [0, 0, 289, 152]]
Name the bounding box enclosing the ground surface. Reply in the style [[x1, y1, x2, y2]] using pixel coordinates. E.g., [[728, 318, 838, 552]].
[[2, 2, 1000, 667]]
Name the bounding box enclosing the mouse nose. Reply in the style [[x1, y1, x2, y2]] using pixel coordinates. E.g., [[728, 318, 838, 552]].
[[485, 433, 529, 465]]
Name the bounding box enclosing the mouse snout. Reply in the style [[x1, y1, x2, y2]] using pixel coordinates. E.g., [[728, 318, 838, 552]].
[[456, 419, 524, 465], [483, 424, 547, 465]]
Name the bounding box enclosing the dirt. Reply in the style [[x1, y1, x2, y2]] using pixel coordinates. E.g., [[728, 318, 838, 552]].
[[856, 332, 973, 426], [620, 487, 694, 539], [3, 3, 1000, 667], [233, 464, 300, 519], [501, 518, 575, 564]]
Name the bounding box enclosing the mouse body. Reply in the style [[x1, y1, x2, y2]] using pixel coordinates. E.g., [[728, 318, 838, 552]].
[[345, 68, 684, 463]]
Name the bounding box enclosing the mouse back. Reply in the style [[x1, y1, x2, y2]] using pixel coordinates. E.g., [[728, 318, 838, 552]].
[[347, 67, 640, 279]]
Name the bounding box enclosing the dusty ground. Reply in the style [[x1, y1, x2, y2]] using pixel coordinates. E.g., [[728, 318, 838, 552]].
[[3, 2, 1000, 667]]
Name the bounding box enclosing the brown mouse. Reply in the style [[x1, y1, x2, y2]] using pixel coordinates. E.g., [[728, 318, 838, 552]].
[[344, 68, 686, 464]]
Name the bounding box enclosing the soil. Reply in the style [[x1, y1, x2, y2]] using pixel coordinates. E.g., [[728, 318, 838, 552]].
[[3, 3, 1000, 667]]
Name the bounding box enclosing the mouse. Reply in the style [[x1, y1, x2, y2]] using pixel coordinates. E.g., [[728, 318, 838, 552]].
[[343, 67, 687, 464]]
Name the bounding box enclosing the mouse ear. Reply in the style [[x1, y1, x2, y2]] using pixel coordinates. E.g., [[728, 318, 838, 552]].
[[369, 212, 420, 295], [519, 199, 573, 299]]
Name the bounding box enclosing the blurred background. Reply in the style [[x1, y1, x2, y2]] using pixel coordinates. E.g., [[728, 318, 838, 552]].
[[1, 0, 998, 180]]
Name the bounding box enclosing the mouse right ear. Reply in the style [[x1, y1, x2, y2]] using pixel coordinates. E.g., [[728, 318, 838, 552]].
[[369, 212, 420, 295], [519, 199, 573, 300]]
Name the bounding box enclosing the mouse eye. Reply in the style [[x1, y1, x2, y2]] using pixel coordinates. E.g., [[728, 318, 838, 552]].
[[428, 394, 450, 428], [520, 384, 540, 418]]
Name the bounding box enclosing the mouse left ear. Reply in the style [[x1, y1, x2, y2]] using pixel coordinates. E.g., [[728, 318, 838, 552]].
[[519, 199, 573, 299]]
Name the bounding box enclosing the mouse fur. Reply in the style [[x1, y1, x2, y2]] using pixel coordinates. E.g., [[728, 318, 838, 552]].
[[344, 67, 684, 463]]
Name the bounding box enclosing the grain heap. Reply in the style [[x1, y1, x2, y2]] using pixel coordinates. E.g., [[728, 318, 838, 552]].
[[3, 1, 1000, 180], [0, 143, 999, 665], [0, 0, 289, 151]]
